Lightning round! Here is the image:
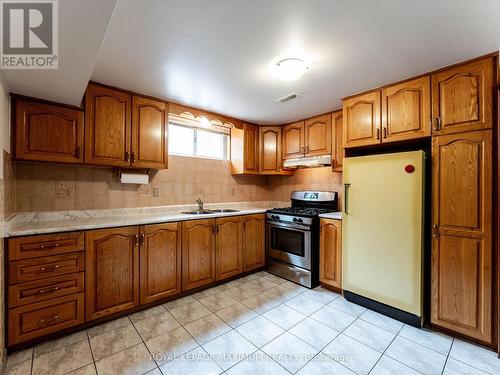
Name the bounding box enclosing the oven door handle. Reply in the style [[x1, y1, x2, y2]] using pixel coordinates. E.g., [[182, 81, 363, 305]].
[[267, 222, 311, 232]]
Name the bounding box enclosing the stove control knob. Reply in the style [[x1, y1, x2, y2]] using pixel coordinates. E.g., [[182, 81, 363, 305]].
[[293, 218, 298, 222], [297, 218, 303, 223]]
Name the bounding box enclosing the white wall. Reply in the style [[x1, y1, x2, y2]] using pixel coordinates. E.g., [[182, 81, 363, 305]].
[[0, 73, 10, 176]]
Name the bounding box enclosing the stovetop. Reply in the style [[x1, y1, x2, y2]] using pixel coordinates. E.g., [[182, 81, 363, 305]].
[[267, 207, 335, 217]]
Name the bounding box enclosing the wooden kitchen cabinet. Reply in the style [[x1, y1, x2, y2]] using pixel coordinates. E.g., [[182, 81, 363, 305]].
[[85, 83, 132, 167], [139, 223, 181, 304], [343, 91, 381, 148], [431, 57, 493, 135], [14, 99, 84, 164], [332, 110, 343, 172], [319, 219, 342, 289], [216, 216, 243, 281], [431, 130, 492, 344], [230, 122, 259, 175], [381, 76, 431, 142], [282, 121, 305, 159], [304, 114, 332, 156], [182, 219, 216, 291], [242, 214, 265, 272], [131, 96, 168, 169], [259, 126, 292, 175], [85, 226, 140, 321]]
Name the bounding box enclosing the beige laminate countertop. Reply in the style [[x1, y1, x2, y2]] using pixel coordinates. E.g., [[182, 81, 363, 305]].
[[318, 212, 343, 220], [3, 201, 288, 237]]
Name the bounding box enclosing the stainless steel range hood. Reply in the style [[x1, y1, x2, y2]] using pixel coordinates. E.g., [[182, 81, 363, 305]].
[[283, 155, 332, 169]]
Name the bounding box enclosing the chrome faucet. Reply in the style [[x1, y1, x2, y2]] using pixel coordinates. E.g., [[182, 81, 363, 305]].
[[196, 198, 204, 212]]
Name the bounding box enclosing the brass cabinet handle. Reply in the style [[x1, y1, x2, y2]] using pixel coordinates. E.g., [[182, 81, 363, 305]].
[[39, 264, 60, 273], [432, 117, 441, 131], [39, 314, 59, 325], [125, 151, 130, 162], [38, 286, 59, 295], [75, 146, 83, 158], [432, 224, 439, 238], [134, 234, 139, 247], [131, 152, 136, 163], [39, 243, 59, 249], [376, 128, 380, 140], [383, 127, 387, 139], [140, 233, 145, 246]]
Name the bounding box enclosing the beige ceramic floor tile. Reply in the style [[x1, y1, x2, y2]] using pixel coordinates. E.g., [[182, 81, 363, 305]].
[[129, 305, 167, 323], [158, 346, 223, 375], [4, 359, 32, 375], [6, 348, 33, 367], [32, 340, 93, 375], [133, 311, 181, 341], [183, 314, 232, 345], [198, 292, 238, 312], [94, 343, 156, 375], [215, 302, 258, 328], [66, 364, 97, 375], [169, 301, 212, 325], [34, 330, 88, 357], [163, 295, 196, 311], [89, 324, 142, 361], [145, 326, 198, 366], [235, 316, 284, 348], [87, 317, 132, 338], [202, 330, 257, 370]]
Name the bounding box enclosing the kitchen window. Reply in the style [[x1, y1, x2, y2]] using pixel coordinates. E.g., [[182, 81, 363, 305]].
[[168, 122, 229, 160]]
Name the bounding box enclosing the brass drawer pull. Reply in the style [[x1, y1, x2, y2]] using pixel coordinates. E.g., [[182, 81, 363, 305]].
[[39, 243, 59, 249], [39, 314, 59, 325], [38, 286, 60, 295], [39, 264, 60, 273]]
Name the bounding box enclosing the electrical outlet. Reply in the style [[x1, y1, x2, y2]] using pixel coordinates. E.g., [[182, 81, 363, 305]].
[[153, 187, 160, 197]]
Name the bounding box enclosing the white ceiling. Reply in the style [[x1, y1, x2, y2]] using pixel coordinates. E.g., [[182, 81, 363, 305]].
[[2, 0, 500, 124], [1, 0, 117, 106]]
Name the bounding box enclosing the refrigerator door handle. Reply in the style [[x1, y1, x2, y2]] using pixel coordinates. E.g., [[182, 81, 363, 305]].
[[344, 183, 351, 214]]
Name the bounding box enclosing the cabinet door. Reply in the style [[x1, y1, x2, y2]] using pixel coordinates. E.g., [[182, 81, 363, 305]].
[[332, 111, 343, 172], [242, 214, 265, 272], [131, 96, 168, 169], [431, 130, 492, 344], [244, 123, 259, 174], [282, 121, 304, 158], [140, 223, 181, 305], [182, 219, 216, 291], [382, 76, 431, 142], [343, 91, 381, 148], [319, 219, 342, 289], [431, 58, 493, 135], [85, 226, 139, 321], [259, 126, 283, 174], [15, 100, 84, 164], [85, 84, 132, 167], [216, 216, 243, 281], [304, 114, 332, 156]]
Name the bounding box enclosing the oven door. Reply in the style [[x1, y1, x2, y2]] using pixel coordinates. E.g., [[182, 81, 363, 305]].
[[267, 222, 311, 270]]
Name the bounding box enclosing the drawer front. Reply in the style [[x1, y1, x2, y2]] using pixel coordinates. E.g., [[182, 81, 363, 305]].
[[9, 272, 84, 307], [9, 232, 84, 260], [9, 253, 85, 285], [8, 293, 84, 346]]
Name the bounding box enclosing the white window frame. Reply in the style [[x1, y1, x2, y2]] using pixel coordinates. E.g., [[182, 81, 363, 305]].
[[168, 122, 229, 160]]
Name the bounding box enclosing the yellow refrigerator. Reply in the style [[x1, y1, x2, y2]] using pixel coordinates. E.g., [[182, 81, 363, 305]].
[[342, 150, 424, 326]]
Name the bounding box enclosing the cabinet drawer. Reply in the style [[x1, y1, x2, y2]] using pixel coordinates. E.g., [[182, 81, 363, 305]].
[[8, 293, 84, 346], [8, 272, 84, 307], [9, 253, 85, 285], [9, 232, 84, 260]]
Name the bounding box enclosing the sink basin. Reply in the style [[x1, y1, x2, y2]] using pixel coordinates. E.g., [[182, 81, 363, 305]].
[[180, 210, 216, 215], [208, 209, 240, 213]]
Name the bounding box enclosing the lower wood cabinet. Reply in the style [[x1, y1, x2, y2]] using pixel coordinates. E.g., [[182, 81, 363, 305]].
[[242, 214, 265, 272], [319, 219, 342, 289], [216, 216, 243, 281], [431, 130, 493, 344], [182, 219, 217, 291], [85, 226, 140, 321], [140, 223, 182, 304]]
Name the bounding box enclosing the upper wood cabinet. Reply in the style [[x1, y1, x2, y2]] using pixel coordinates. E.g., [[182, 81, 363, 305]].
[[216, 216, 243, 281], [431, 57, 493, 135], [382, 76, 431, 142], [85, 84, 132, 167], [319, 219, 342, 290], [282, 121, 305, 159], [431, 130, 492, 344], [139, 223, 181, 305], [259, 126, 282, 174], [343, 91, 381, 148], [85, 226, 140, 321], [304, 114, 332, 156], [14, 99, 84, 164], [181, 219, 216, 291], [132, 96, 168, 169], [242, 214, 265, 272], [332, 110, 343, 172], [230, 123, 259, 175]]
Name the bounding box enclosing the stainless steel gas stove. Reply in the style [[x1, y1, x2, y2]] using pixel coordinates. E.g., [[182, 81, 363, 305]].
[[266, 191, 338, 288]]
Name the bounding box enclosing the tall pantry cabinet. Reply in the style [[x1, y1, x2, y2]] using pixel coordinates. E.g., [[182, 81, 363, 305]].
[[430, 56, 495, 345]]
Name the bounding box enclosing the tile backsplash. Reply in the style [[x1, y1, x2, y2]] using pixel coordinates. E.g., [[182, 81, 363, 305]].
[[14, 156, 343, 212]]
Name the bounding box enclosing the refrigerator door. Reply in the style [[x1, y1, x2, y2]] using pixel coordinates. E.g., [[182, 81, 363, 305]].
[[342, 151, 424, 317]]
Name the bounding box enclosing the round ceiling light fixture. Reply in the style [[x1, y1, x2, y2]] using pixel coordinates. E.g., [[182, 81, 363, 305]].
[[275, 57, 310, 81]]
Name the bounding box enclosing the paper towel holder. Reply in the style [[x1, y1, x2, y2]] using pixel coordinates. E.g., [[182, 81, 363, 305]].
[[116, 168, 150, 184]]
